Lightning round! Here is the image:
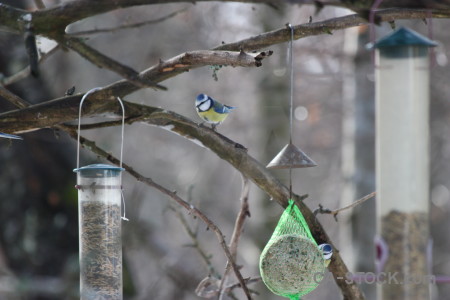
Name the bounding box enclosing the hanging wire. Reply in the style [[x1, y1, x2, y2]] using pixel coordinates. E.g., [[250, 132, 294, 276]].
[[77, 87, 102, 170], [121, 189, 129, 221], [287, 23, 294, 145], [76, 88, 125, 170], [287, 23, 294, 199], [117, 97, 125, 170], [116, 97, 127, 221]]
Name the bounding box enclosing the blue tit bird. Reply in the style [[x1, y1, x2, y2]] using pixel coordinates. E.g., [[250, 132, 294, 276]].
[[318, 243, 333, 267], [195, 93, 235, 130], [0, 132, 22, 140]]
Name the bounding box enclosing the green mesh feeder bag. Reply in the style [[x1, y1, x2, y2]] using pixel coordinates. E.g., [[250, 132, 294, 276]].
[[259, 199, 326, 300]]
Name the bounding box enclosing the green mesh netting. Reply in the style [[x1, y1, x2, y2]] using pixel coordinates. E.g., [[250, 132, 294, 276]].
[[259, 199, 325, 300]]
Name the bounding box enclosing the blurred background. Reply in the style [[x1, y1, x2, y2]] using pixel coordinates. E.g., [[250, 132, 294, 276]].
[[0, 0, 450, 299]]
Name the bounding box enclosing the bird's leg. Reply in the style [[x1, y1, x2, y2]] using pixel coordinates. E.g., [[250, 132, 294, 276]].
[[211, 123, 218, 131]]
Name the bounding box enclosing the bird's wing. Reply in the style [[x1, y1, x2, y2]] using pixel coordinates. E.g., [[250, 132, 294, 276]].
[[0, 132, 23, 140], [213, 102, 235, 114]]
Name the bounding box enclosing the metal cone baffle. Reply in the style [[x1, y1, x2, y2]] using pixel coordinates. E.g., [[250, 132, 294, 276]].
[[266, 143, 317, 169]]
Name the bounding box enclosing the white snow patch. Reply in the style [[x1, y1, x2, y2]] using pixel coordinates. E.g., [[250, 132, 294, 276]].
[[161, 125, 175, 131], [188, 138, 206, 148], [158, 124, 206, 149]]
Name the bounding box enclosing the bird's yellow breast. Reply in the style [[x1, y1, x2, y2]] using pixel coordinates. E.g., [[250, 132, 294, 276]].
[[197, 110, 229, 124]]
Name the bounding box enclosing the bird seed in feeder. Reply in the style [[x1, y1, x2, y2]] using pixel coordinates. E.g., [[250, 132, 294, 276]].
[[80, 201, 122, 299], [380, 210, 429, 300]]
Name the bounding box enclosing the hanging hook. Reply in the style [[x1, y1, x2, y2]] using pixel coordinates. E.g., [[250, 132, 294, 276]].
[[76, 87, 126, 170]]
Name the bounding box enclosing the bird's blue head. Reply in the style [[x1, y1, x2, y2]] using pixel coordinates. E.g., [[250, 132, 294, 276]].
[[195, 93, 212, 112], [196, 93, 208, 104], [318, 243, 333, 260]]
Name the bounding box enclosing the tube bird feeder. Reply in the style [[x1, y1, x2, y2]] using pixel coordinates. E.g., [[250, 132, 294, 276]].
[[75, 164, 124, 300], [372, 27, 436, 300], [74, 89, 126, 300]]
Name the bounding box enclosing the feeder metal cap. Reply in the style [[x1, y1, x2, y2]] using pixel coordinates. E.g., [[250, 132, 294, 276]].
[[369, 27, 437, 49], [73, 163, 124, 177], [266, 143, 317, 169]]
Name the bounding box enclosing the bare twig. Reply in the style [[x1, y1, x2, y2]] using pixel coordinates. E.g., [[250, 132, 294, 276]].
[[229, 175, 251, 258], [213, 8, 450, 52], [171, 202, 220, 278], [218, 174, 251, 299], [314, 191, 376, 221], [68, 8, 189, 36], [0, 86, 31, 109], [224, 277, 261, 293]]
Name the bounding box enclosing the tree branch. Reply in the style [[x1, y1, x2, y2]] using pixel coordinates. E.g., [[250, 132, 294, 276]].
[[219, 175, 251, 299], [106, 49, 273, 97], [26, 0, 450, 36], [3, 1, 450, 39], [0, 86, 31, 109], [214, 8, 450, 51], [172, 202, 221, 278], [45, 9, 446, 98], [67, 8, 189, 36], [314, 191, 376, 221], [0, 50, 272, 133]]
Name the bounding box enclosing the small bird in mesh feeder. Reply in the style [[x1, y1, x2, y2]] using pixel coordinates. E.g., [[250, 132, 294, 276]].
[[195, 93, 235, 130], [318, 243, 333, 267]]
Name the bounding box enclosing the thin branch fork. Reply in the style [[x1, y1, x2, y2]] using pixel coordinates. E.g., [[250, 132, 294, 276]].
[[217, 175, 251, 299], [314, 191, 376, 221]]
